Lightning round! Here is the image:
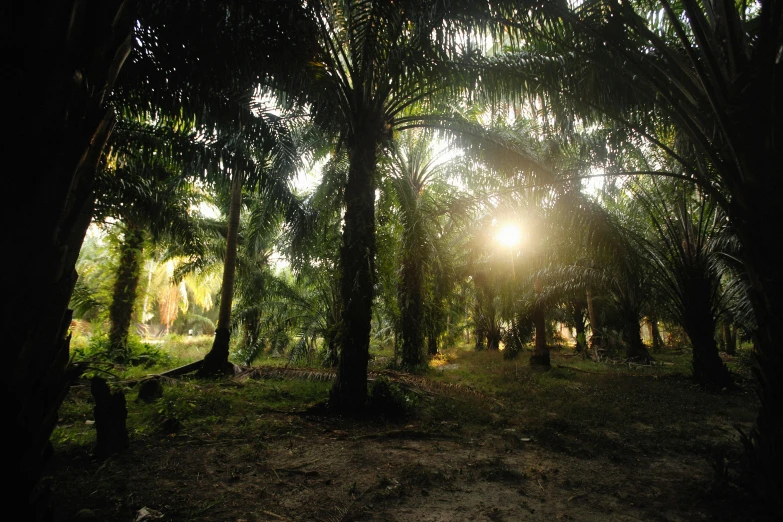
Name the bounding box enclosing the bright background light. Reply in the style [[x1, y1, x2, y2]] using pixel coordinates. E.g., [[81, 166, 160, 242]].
[[496, 224, 522, 247]]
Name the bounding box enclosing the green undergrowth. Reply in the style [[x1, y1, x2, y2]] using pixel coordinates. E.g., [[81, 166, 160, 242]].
[[424, 343, 756, 461], [368, 376, 419, 418], [53, 376, 333, 456], [133, 378, 332, 439], [68, 334, 215, 381], [54, 338, 757, 486], [68, 332, 399, 379]]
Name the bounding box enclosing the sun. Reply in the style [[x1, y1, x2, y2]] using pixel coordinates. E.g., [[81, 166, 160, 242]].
[[495, 223, 522, 247]]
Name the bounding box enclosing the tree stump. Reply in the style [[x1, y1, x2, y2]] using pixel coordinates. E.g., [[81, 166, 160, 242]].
[[529, 353, 551, 368], [91, 377, 129, 459], [136, 377, 163, 403]]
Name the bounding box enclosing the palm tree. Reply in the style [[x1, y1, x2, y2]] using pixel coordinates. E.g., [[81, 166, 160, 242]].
[[198, 172, 244, 376], [423, 218, 470, 356], [105, 223, 146, 356], [630, 179, 733, 387], [384, 131, 465, 369], [3, 3, 136, 518], [472, 270, 504, 352], [542, 189, 653, 363], [2, 1, 314, 516], [122, 0, 310, 376], [268, 0, 487, 411], [481, 1, 782, 503], [198, 173, 308, 369], [92, 124, 206, 362], [105, 95, 302, 374], [196, 134, 305, 376]]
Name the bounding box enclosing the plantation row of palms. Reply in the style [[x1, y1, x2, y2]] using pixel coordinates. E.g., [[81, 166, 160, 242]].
[[4, 1, 780, 519]]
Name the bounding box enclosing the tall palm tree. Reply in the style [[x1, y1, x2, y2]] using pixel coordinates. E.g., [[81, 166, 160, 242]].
[[2, 1, 315, 516], [385, 131, 465, 369], [93, 121, 207, 362], [196, 127, 305, 376], [195, 164, 307, 374], [107, 101, 302, 376], [3, 3, 136, 518], [198, 171, 244, 376], [270, 0, 485, 411], [124, 0, 310, 376], [631, 179, 733, 387], [480, 1, 782, 503]]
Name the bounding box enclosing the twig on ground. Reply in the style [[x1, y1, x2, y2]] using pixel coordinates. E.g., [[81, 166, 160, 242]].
[[556, 365, 603, 374]]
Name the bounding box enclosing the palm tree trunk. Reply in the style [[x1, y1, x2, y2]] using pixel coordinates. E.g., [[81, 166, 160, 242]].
[[722, 322, 736, 356], [679, 280, 732, 387], [707, 45, 782, 509], [571, 300, 587, 354], [141, 260, 155, 325], [323, 286, 342, 368], [427, 334, 439, 356], [623, 316, 651, 363], [465, 298, 471, 345], [530, 279, 550, 367], [530, 305, 549, 366], [586, 288, 601, 361], [734, 204, 783, 509], [399, 253, 425, 369], [686, 321, 732, 388], [729, 326, 738, 356], [486, 323, 501, 351], [330, 129, 379, 412], [199, 172, 243, 377], [241, 315, 260, 355], [108, 226, 145, 362], [2, 2, 134, 519], [648, 316, 664, 353], [474, 314, 485, 351], [574, 322, 587, 354]]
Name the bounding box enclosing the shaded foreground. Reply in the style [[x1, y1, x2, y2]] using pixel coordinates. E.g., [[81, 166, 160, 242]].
[[47, 348, 766, 521]]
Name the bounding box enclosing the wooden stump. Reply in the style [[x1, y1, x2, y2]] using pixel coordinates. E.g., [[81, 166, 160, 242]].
[[136, 377, 163, 403], [91, 377, 129, 459]]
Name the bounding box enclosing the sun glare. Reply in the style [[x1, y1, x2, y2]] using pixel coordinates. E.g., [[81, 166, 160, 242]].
[[495, 224, 522, 247]]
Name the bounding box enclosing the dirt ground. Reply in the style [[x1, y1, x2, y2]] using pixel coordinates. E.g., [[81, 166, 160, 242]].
[[45, 365, 766, 522], [48, 413, 720, 522]]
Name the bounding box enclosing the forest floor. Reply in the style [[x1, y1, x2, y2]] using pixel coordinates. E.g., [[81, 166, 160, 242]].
[[47, 341, 770, 522]]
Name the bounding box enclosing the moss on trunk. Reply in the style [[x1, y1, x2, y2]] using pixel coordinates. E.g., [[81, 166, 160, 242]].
[[107, 226, 145, 362]]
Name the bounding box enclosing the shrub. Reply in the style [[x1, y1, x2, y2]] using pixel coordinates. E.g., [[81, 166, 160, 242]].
[[71, 332, 171, 370], [367, 376, 419, 418], [503, 316, 534, 360]]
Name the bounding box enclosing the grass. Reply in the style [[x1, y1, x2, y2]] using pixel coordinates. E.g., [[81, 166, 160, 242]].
[[54, 334, 758, 478], [422, 342, 756, 462], [53, 375, 333, 454], [48, 335, 769, 522], [133, 378, 332, 439]]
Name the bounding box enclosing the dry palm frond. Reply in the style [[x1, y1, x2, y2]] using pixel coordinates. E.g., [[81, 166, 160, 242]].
[[315, 503, 351, 522], [372, 369, 502, 405], [234, 365, 501, 405], [157, 284, 181, 331], [119, 373, 190, 387], [234, 366, 336, 383]]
